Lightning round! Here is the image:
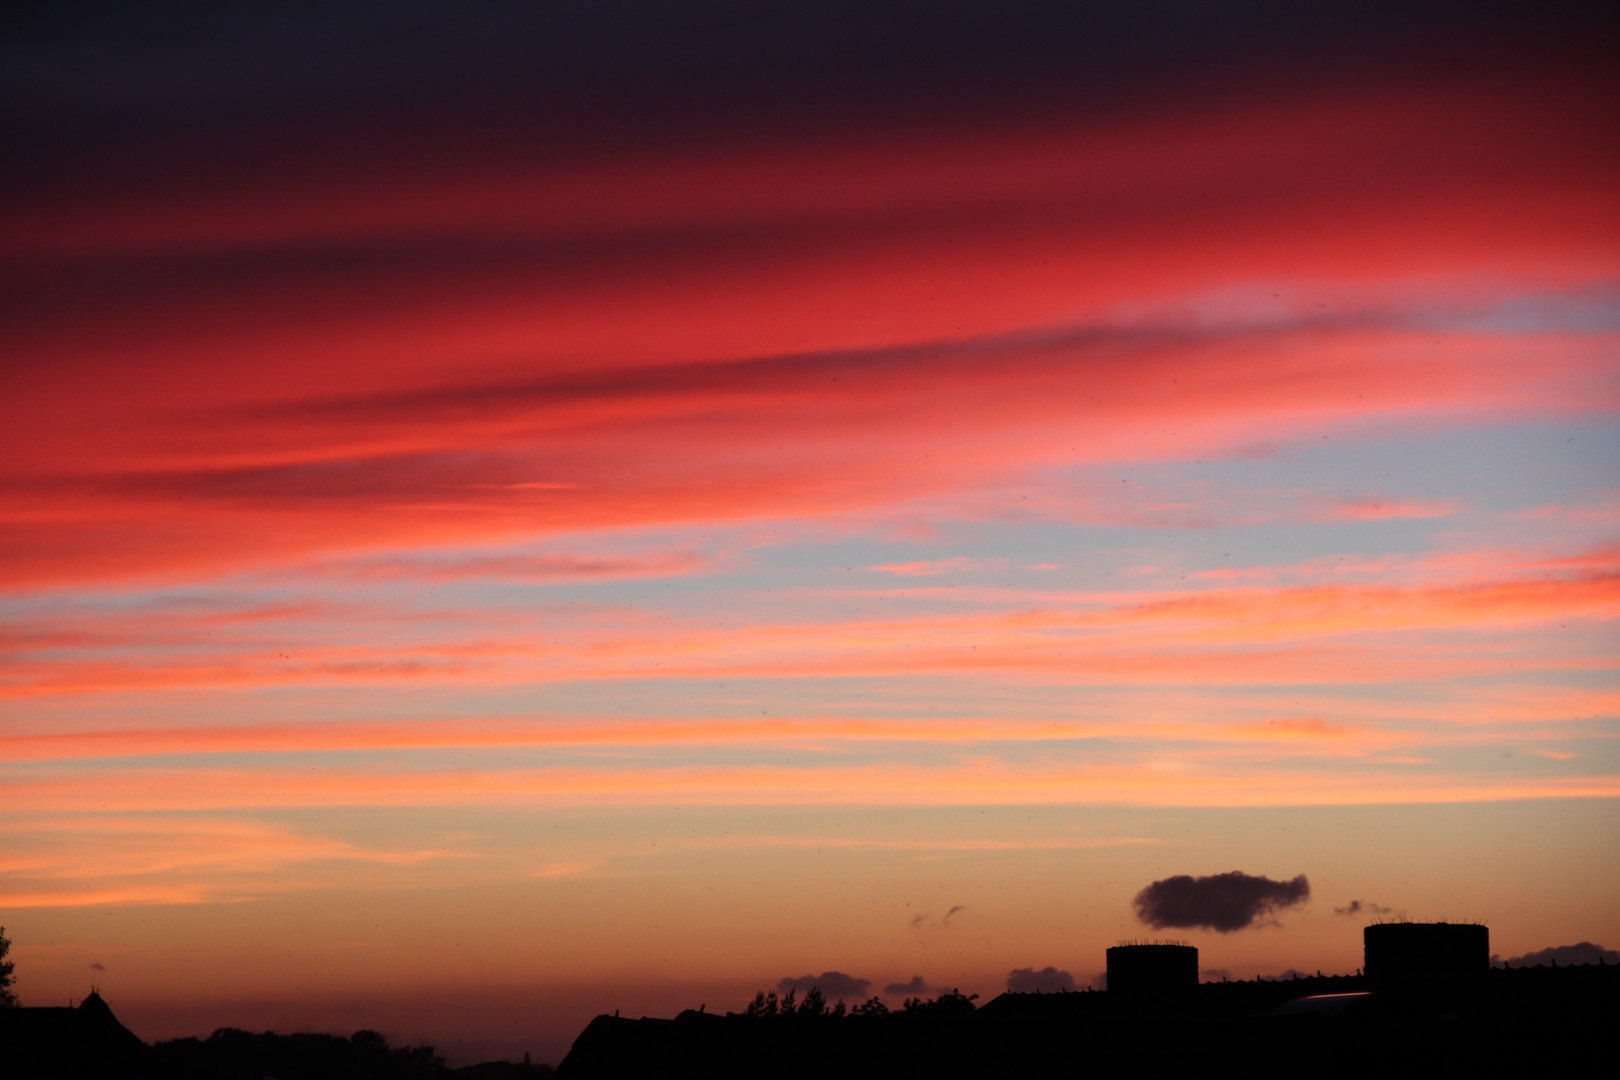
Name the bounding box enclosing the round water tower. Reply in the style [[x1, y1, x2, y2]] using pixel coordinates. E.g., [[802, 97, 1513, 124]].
[[1105, 944, 1198, 995], [1363, 922, 1488, 987]]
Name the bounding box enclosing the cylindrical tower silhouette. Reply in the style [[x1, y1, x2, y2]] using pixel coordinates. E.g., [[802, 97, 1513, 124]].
[[1105, 944, 1199, 994], [1363, 922, 1488, 987]]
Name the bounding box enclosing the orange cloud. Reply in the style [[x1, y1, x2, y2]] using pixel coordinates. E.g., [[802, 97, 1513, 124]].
[[0, 816, 463, 909], [3, 761, 1614, 815], [1226, 718, 1358, 741]]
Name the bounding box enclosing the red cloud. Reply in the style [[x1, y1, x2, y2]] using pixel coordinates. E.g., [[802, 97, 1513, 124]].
[[4, 69, 1616, 586]]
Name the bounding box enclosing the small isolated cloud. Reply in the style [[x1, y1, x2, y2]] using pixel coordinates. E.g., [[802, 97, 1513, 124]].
[[89, 962, 106, 972], [1334, 900, 1394, 917], [1201, 968, 1233, 982], [778, 972, 871, 999], [1133, 870, 1311, 932], [1317, 496, 1462, 522], [1006, 966, 1074, 993], [1232, 717, 1353, 741], [342, 550, 709, 583], [908, 913, 929, 929], [943, 905, 967, 924], [865, 557, 980, 576], [884, 975, 939, 996], [1494, 942, 1619, 968], [530, 860, 598, 878]]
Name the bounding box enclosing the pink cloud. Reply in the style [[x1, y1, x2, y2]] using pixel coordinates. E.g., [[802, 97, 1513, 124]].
[[864, 557, 982, 576], [1316, 496, 1464, 521]]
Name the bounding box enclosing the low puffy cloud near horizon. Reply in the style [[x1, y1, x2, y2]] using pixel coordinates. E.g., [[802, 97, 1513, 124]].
[[777, 972, 872, 1000], [1259, 968, 1314, 982], [882, 976, 940, 997], [1493, 942, 1619, 968], [1133, 870, 1311, 932], [1006, 966, 1076, 993]]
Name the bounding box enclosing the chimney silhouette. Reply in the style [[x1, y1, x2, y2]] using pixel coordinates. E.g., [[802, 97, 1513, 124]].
[[1106, 944, 1199, 995], [1363, 922, 1488, 988]]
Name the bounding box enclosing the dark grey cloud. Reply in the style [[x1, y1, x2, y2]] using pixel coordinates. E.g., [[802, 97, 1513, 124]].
[[777, 972, 871, 1000], [882, 976, 938, 997], [943, 905, 967, 924], [1334, 899, 1394, 917], [1493, 942, 1619, 968], [1005, 966, 1074, 993], [1133, 870, 1310, 932], [89, 962, 105, 972]]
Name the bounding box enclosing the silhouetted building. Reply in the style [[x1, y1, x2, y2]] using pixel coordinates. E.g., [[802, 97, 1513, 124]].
[[0, 990, 150, 1079], [1363, 922, 1488, 988], [558, 939, 1620, 1079], [1104, 943, 1198, 995]]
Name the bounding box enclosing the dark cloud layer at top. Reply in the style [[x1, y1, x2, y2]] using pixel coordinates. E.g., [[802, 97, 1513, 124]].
[[9, 1, 1605, 124], [1134, 871, 1311, 932], [4, 0, 1613, 212], [777, 972, 870, 1000]]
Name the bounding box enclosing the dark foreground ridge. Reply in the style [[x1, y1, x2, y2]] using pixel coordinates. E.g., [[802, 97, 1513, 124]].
[[555, 926, 1620, 1078], [6, 925, 1615, 1078], [0, 993, 555, 1080]]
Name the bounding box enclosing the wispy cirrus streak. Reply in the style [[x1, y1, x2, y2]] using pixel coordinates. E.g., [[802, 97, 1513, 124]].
[[0, 816, 449, 879], [4, 762, 1615, 814], [0, 717, 1409, 765], [3, 553, 1612, 695], [7, 322, 1613, 585]]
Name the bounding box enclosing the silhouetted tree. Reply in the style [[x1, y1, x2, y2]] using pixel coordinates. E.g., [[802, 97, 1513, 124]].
[[745, 990, 779, 1017], [798, 986, 826, 1015], [851, 996, 888, 1016], [902, 990, 978, 1015], [0, 926, 15, 1006]]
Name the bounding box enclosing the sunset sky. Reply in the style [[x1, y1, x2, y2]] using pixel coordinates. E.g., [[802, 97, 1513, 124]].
[[3, 1, 1617, 1065]]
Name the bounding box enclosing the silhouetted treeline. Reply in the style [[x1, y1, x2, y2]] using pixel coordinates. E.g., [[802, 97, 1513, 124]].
[[1, 986, 558, 1080], [556, 961, 1620, 1078], [740, 985, 978, 1018], [149, 1028, 555, 1080], [559, 993, 985, 1080]]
